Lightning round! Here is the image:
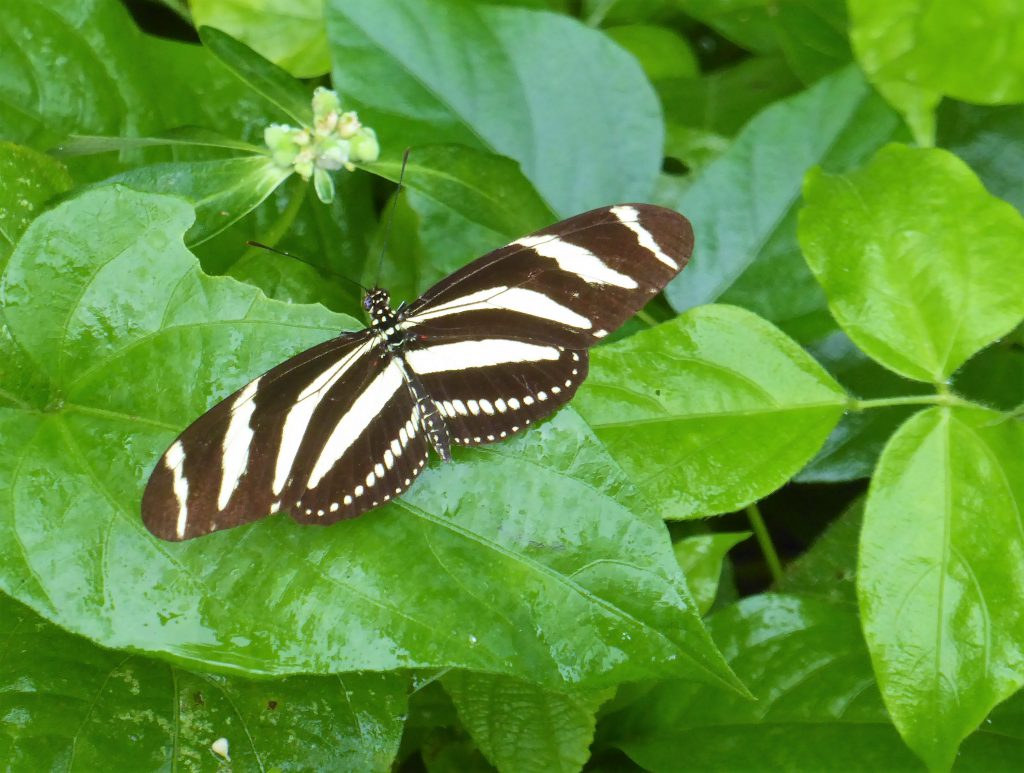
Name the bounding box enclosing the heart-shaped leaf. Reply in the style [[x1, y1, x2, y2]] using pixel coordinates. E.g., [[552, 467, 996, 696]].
[[800, 144, 1024, 383], [0, 186, 739, 693]]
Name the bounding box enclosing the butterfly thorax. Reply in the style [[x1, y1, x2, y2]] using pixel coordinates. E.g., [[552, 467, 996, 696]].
[[363, 287, 453, 462], [364, 288, 406, 352]]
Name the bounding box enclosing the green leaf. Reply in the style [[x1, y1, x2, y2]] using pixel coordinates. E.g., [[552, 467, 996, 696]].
[[198, 25, 313, 125], [673, 532, 751, 615], [0, 591, 407, 771], [0, 0, 267, 182], [575, 305, 847, 519], [860, 406, 1024, 770], [0, 142, 72, 264], [604, 24, 699, 82], [664, 65, 906, 343], [659, 55, 803, 141], [778, 498, 863, 604], [769, 0, 851, 84], [797, 331, 930, 483], [364, 146, 556, 240], [56, 128, 265, 156], [192, 0, 330, 78], [937, 102, 1024, 214], [799, 144, 1024, 383], [609, 595, 923, 772], [849, 1, 1024, 140], [103, 156, 291, 245], [325, 0, 663, 216], [675, 0, 779, 54], [0, 186, 740, 692], [443, 672, 611, 773]]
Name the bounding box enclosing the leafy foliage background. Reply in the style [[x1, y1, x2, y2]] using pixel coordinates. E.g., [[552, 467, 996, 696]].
[[1, 0, 1023, 770]]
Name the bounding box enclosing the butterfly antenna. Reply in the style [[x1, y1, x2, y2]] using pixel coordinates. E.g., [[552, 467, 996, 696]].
[[374, 147, 412, 287], [245, 241, 369, 294]]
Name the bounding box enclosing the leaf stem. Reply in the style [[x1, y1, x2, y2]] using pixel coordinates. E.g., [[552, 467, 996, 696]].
[[635, 309, 659, 328], [848, 393, 972, 411], [746, 502, 784, 587], [585, 0, 620, 26]]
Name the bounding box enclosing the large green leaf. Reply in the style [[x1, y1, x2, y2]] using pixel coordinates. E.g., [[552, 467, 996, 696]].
[[800, 144, 1024, 383], [0, 592, 407, 771], [324, 0, 662, 216], [0, 142, 72, 264], [0, 0, 267, 182], [192, 0, 330, 78], [664, 65, 905, 343], [860, 406, 1024, 770], [0, 186, 739, 692], [608, 595, 923, 771], [849, 0, 1024, 144], [443, 673, 611, 773], [575, 305, 847, 519]]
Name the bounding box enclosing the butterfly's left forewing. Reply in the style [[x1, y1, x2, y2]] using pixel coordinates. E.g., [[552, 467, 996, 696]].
[[143, 332, 378, 540]]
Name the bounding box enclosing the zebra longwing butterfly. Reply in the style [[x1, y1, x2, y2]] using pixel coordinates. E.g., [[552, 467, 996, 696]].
[[143, 204, 693, 540]]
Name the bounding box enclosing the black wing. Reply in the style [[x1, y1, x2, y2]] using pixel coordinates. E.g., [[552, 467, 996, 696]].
[[143, 331, 408, 540], [398, 204, 691, 446]]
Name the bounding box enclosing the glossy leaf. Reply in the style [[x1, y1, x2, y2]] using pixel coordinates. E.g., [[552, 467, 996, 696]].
[[364, 146, 556, 240], [609, 595, 923, 771], [443, 672, 611, 773], [0, 186, 739, 692], [800, 144, 1024, 383], [198, 26, 313, 125], [324, 0, 662, 216], [664, 65, 905, 343], [575, 305, 848, 519], [103, 156, 291, 245], [0, 592, 407, 771], [860, 406, 1024, 770], [849, 1, 1024, 120], [673, 532, 751, 615], [0, 142, 72, 264], [0, 0, 267, 182], [192, 0, 330, 78]]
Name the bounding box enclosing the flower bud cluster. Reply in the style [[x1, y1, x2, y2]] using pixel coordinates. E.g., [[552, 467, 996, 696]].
[[263, 87, 379, 201]]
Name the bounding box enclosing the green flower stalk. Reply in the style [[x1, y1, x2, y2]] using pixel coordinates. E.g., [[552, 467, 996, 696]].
[[264, 86, 379, 203]]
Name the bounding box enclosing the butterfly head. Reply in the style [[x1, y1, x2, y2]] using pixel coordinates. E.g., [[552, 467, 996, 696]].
[[363, 288, 393, 322]]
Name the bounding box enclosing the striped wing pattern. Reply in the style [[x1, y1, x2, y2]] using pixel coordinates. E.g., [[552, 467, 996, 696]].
[[143, 204, 692, 540]]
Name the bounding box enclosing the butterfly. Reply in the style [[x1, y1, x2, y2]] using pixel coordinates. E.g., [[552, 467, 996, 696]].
[[143, 204, 693, 540]]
